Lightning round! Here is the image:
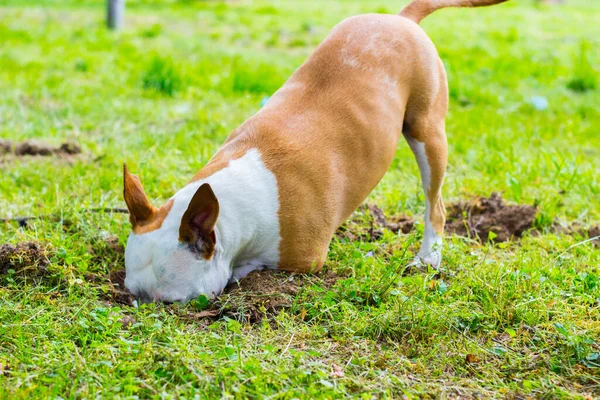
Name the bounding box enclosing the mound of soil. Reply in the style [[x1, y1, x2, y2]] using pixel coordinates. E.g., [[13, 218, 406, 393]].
[[209, 270, 338, 323], [445, 192, 537, 243], [0, 242, 50, 277], [336, 203, 414, 242], [337, 194, 540, 244], [1, 140, 81, 157], [99, 266, 339, 324]]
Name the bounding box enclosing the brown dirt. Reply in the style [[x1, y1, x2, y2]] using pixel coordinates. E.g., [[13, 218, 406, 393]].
[[338, 194, 543, 245], [0, 242, 50, 277], [0, 139, 11, 154], [85, 234, 340, 323], [1, 140, 81, 157], [445, 192, 537, 243], [588, 227, 600, 247], [86, 267, 136, 307], [210, 269, 339, 323], [97, 266, 339, 324], [336, 203, 414, 242], [569, 225, 600, 247]]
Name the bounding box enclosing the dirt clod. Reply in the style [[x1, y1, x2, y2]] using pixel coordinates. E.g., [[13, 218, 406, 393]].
[[574, 226, 600, 247], [588, 227, 600, 247], [108, 269, 135, 306], [0, 242, 50, 277], [2, 140, 81, 157], [119, 315, 136, 329], [445, 192, 537, 243]]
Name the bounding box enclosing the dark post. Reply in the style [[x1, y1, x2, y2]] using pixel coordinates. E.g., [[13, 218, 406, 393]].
[[107, 0, 125, 30]]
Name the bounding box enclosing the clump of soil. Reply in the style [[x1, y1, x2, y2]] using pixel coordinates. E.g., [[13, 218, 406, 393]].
[[1, 140, 81, 157], [86, 268, 135, 307], [587, 227, 600, 247], [107, 269, 135, 306], [0, 242, 50, 277], [559, 225, 600, 248], [336, 203, 414, 242], [445, 192, 537, 243], [209, 270, 338, 323]]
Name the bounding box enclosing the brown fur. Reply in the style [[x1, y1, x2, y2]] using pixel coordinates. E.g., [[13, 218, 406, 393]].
[[400, 0, 509, 24], [126, 0, 509, 272], [124, 164, 174, 234]]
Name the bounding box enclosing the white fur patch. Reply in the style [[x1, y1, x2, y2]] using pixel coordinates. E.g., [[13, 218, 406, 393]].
[[404, 135, 442, 267], [124, 149, 281, 303]]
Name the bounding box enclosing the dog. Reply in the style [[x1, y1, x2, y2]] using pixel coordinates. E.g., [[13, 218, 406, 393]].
[[123, 0, 509, 303]]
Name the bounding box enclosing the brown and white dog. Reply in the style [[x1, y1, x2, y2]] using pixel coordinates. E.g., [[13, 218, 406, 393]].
[[123, 0, 509, 303]]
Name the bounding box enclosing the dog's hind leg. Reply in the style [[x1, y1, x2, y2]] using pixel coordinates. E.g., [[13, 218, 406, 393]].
[[403, 116, 448, 268]]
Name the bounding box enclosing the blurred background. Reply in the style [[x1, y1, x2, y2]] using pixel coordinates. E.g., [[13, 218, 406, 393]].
[[1, 0, 598, 222]]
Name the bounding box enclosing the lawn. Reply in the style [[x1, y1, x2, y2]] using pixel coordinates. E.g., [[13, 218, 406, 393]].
[[1, 0, 599, 398]]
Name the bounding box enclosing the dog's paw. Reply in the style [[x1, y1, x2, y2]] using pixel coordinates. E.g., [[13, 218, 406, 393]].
[[407, 248, 442, 271], [418, 250, 442, 269]]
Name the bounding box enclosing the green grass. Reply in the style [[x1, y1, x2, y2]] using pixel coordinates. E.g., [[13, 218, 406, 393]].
[[1, 0, 599, 398]]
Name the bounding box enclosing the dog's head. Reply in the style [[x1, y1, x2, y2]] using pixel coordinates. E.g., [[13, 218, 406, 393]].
[[122, 164, 228, 303]]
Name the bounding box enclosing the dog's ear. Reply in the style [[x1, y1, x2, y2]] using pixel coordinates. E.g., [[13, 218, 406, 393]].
[[123, 163, 157, 227], [179, 183, 220, 260]]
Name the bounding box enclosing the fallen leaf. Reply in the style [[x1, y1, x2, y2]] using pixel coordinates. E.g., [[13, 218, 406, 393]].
[[466, 354, 479, 364], [299, 308, 307, 321], [187, 309, 219, 319]]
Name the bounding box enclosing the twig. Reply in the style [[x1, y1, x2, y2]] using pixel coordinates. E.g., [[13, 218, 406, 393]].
[[0, 207, 129, 227], [556, 235, 600, 259]]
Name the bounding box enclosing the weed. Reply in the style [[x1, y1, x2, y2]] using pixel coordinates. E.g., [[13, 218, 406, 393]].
[[567, 40, 597, 93], [142, 55, 183, 96]]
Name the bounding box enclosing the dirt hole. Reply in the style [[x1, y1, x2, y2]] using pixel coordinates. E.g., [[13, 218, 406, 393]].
[[98, 267, 339, 325], [81, 236, 339, 324], [0, 139, 81, 157]]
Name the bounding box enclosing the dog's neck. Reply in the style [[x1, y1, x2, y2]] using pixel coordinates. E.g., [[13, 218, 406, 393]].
[[172, 148, 281, 277]]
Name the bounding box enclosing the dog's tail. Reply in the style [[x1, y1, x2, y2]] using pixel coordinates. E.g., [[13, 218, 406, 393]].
[[399, 0, 509, 24]]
